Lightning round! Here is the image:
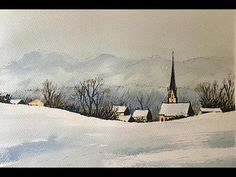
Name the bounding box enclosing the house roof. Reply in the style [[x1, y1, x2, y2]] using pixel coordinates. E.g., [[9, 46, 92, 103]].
[[159, 103, 191, 117], [10, 99, 23, 104], [117, 115, 132, 122], [113, 106, 128, 113], [200, 108, 222, 112], [132, 110, 150, 117]]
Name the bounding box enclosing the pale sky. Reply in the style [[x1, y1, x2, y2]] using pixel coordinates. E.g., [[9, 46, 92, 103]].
[[0, 10, 234, 66]]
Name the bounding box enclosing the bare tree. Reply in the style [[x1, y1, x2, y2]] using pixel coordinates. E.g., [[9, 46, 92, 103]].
[[74, 77, 116, 119], [195, 75, 235, 112], [221, 75, 235, 111], [74, 78, 102, 115], [136, 92, 152, 110], [42, 80, 65, 108], [116, 89, 130, 106], [97, 99, 116, 120]]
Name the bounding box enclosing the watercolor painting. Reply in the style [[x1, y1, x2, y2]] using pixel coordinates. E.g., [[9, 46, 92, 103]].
[[0, 10, 235, 167]]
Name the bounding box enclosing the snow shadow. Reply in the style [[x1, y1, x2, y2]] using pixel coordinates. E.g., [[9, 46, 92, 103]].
[[180, 157, 236, 167], [116, 143, 177, 156], [109, 130, 235, 158], [208, 130, 235, 148], [108, 135, 179, 157], [0, 135, 60, 165]]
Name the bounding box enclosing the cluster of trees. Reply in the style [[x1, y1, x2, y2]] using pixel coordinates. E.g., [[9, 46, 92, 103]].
[[40, 78, 164, 120], [0, 93, 12, 103], [41, 78, 117, 120], [195, 75, 235, 112], [73, 78, 116, 119], [42, 80, 65, 109]]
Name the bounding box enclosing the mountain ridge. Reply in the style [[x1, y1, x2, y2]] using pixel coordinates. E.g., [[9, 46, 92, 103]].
[[0, 51, 234, 92]]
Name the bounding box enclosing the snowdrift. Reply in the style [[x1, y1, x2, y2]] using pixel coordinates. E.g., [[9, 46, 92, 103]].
[[0, 103, 236, 167]]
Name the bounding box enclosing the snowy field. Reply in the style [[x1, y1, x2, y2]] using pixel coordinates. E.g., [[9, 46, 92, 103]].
[[0, 103, 236, 167]]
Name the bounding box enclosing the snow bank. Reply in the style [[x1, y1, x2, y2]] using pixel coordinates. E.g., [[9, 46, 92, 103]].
[[0, 103, 235, 167]]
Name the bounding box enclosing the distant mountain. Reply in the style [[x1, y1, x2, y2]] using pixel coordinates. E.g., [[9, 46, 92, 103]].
[[116, 55, 233, 89], [0, 51, 234, 92]]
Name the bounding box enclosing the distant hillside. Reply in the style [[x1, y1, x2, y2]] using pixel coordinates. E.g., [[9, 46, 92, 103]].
[[0, 51, 233, 92]]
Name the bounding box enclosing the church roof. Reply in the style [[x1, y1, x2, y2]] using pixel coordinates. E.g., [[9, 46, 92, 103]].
[[159, 102, 191, 117]]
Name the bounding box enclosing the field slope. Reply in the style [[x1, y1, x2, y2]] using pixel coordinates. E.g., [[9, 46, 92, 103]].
[[0, 103, 236, 167]]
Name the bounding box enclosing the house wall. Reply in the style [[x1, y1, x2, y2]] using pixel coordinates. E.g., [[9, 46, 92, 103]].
[[133, 116, 148, 123], [28, 101, 44, 106], [147, 113, 152, 122], [124, 108, 130, 115], [188, 104, 195, 116], [128, 117, 135, 122], [117, 112, 124, 116], [117, 109, 130, 116], [200, 111, 222, 114], [159, 115, 187, 121], [159, 115, 170, 122]]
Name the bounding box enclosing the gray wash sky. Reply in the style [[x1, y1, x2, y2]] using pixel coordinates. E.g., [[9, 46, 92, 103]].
[[0, 10, 234, 66]]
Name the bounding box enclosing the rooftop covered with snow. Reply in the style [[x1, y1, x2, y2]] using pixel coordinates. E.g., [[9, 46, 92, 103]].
[[10, 99, 24, 104], [132, 110, 150, 117], [113, 106, 128, 113], [159, 102, 192, 117], [200, 108, 222, 113]]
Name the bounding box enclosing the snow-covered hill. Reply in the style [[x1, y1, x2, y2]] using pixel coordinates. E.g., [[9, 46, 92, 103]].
[[0, 103, 236, 167]]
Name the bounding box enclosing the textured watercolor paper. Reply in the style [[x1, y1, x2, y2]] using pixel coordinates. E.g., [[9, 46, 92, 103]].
[[0, 10, 235, 167]]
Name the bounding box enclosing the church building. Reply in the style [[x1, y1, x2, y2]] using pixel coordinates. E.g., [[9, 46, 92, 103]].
[[159, 51, 194, 121]]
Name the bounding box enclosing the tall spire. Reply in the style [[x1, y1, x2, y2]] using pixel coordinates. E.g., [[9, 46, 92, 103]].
[[168, 50, 177, 103], [170, 51, 176, 91]]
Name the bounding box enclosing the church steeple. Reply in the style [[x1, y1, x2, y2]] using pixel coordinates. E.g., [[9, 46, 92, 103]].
[[168, 51, 178, 103]]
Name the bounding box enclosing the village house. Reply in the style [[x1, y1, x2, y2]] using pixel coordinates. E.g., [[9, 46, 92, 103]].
[[28, 99, 44, 107], [159, 51, 194, 122], [10, 99, 25, 105], [198, 108, 222, 115], [113, 105, 130, 116], [117, 115, 135, 122], [132, 109, 152, 123], [159, 102, 194, 121], [113, 105, 133, 122]]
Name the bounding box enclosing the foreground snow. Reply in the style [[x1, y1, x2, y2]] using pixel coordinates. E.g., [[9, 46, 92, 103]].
[[0, 103, 236, 167]]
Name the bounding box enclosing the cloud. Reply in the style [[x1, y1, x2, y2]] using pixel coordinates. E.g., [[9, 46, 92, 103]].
[[0, 10, 234, 67]]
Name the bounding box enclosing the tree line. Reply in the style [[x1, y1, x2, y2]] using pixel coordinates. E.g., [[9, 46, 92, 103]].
[[1, 76, 235, 120], [40, 78, 167, 120], [40, 78, 116, 120], [194, 75, 235, 112]]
